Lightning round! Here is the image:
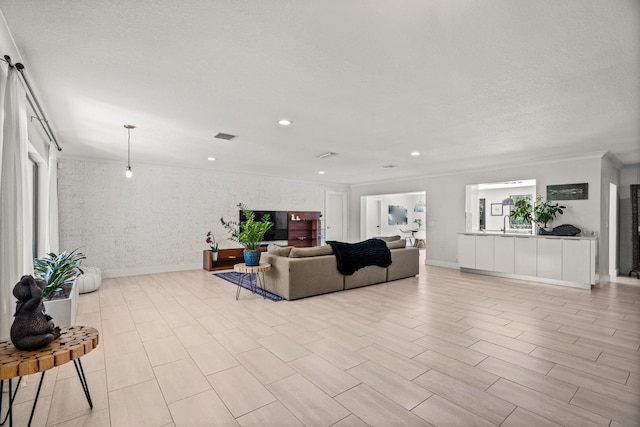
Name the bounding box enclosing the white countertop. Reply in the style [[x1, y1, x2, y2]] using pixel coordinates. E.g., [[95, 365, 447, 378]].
[[458, 232, 597, 240]]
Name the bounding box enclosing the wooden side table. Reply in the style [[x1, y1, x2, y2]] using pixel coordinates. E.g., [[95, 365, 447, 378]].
[[0, 326, 99, 427], [233, 263, 271, 300]]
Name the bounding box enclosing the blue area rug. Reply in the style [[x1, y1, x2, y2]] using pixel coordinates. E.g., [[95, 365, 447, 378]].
[[214, 271, 284, 302]]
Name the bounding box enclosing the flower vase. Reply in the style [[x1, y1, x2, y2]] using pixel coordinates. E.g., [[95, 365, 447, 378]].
[[211, 251, 218, 262]]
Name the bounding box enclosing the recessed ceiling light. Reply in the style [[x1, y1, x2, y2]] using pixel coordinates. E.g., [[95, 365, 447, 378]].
[[318, 171, 325, 175], [207, 157, 216, 161], [411, 151, 420, 156], [278, 119, 292, 126]]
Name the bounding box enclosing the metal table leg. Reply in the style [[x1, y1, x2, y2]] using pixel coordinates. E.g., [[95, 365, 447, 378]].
[[236, 273, 245, 300], [256, 272, 266, 299], [73, 359, 93, 409]]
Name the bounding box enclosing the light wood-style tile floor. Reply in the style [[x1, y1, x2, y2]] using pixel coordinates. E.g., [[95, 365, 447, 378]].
[[7, 254, 640, 426]]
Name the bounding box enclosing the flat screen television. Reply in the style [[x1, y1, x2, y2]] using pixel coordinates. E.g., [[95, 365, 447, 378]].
[[239, 210, 289, 241]]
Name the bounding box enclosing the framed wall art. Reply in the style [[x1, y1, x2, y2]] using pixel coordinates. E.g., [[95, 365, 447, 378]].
[[388, 205, 408, 225], [547, 183, 588, 200]]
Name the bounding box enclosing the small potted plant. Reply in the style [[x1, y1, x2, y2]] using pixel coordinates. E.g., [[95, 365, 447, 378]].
[[206, 231, 219, 261], [221, 203, 274, 266], [33, 248, 85, 326]]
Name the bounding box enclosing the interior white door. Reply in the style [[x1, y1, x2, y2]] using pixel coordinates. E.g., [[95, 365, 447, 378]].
[[609, 183, 617, 278], [366, 198, 381, 238], [325, 191, 346, 241]]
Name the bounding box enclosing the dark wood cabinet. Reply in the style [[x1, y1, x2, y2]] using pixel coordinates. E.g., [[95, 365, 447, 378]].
[[287, 211, 321, 248], [203, 248, 244, 271]]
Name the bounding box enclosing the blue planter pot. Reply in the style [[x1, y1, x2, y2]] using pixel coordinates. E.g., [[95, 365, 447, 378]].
[[244, 250, 261, 267]]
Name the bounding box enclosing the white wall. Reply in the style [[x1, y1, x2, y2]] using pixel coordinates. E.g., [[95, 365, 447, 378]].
[[58, 158, 347, 277], [349, 154, 604, 269]]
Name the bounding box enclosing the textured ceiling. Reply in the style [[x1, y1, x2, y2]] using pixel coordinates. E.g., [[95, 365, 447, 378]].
[[1, 0, 639, 184]]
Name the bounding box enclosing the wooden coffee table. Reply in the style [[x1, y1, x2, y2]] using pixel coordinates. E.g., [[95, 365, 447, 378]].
[[0, 326, 99, 427]]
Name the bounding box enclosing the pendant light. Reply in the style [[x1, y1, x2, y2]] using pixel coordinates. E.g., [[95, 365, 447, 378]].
[[124, 124, 135, 178]]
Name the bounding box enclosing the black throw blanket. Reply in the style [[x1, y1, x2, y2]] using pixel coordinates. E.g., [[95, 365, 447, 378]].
[[327, 239, 392, 276]]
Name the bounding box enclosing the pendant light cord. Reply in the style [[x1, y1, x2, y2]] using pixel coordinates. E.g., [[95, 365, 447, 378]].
[[127, 127, 131, 167]]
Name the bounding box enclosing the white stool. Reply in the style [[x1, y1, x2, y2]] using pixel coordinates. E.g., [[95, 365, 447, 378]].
[[77, 267, 102, 294]]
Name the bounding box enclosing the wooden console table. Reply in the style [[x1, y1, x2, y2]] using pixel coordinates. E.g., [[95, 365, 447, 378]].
[[203, 247, 268, 271], [0, 326, 99, 427]]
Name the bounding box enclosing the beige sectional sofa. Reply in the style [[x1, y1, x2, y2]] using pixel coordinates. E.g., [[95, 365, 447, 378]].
[[261, 237, 419, 300]]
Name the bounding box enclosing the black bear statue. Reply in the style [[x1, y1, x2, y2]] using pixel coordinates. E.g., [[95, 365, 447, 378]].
[[10, 275, 61, 351]]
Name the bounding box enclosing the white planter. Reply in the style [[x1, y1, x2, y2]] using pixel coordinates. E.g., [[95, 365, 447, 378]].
[[43, 281, 79, 327]]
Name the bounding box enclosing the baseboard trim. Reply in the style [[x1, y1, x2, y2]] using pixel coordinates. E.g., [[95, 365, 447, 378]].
[[103, 263, 201, 278], [425, 259, 459, 269]]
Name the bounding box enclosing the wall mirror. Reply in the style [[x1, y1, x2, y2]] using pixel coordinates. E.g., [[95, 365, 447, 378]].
[[465, 179, 536, 233]]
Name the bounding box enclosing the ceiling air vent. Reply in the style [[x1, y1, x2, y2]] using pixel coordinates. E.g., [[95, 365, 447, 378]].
[[382, 164, 399, 168], [317, 152, 337, 159], [214, 132, 237, 141]]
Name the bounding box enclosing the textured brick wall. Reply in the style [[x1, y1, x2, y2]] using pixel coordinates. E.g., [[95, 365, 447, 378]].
[[58, 158, 347, 277]]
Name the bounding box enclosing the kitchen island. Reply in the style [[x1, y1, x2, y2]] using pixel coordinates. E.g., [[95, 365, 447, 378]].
[[458, 232, 597, 289]]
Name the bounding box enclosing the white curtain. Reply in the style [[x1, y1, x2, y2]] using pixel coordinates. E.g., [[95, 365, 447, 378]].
[[45, 146, 59, 254], [0, 63, 31, 341]]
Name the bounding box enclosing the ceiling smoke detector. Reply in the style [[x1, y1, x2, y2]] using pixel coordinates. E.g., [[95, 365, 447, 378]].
[[214, 132, 237, 141], [317, 152, 337, 159]]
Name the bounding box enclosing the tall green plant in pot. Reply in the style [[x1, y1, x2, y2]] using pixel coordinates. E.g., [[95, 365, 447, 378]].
[[33, 249, 86, 299], [221, 203, 274, 266]]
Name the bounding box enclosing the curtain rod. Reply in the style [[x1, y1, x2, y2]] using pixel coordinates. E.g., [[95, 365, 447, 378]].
[[3, 54, 61, 152]]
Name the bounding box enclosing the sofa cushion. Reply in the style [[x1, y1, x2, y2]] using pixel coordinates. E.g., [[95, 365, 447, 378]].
[[386, 239, 407, 249], [377, 235, 402, 242], [387, 247, 420, 281], [289, 245, 334, 258], [268, 245, 293, 257]]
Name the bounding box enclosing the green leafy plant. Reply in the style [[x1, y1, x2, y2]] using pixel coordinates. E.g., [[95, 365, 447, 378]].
[[206, 231, 218, 252], [220, 203, 274, 251], [533, 196, 565, 228], [511, 198, 534, 224], [33, 249, 86, 299], [512, 195, 565, 229]]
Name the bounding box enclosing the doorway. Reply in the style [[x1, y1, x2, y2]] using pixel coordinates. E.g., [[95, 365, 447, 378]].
[[609, 183, 618, 278], [360, 191, 426, 242], [365, 198, 382, 239], [325, 191, 347, 242]]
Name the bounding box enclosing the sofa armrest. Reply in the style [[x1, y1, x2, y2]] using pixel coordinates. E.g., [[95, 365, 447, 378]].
[[388, 247, 419, 281]]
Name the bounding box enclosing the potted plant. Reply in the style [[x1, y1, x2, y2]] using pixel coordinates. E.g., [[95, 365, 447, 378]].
[[206, 231, 219, 261], [221, 203, 274, 266], [533, 196, 566, 232], [512, 195, 566, 234], [33, 248, 85, 327]]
